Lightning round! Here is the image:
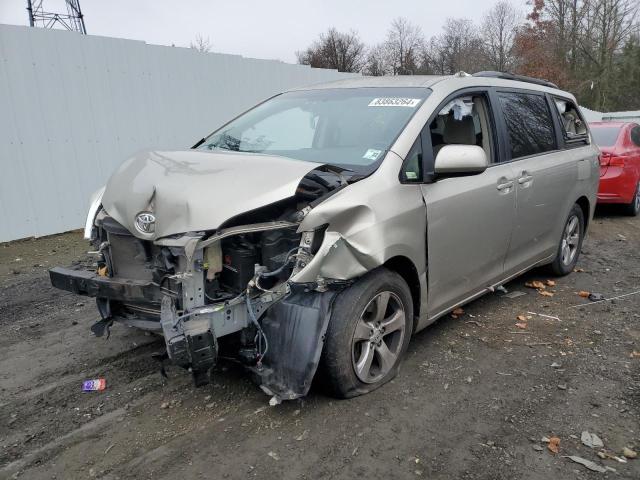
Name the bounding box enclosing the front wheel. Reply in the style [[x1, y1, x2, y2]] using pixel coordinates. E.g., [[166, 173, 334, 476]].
[[319, 268, 413, 398], [549, 204, 585, 276], [623, 181, 640, 217]]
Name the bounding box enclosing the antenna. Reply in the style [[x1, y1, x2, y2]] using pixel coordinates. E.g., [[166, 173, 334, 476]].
[[26, 0, 87, 34]]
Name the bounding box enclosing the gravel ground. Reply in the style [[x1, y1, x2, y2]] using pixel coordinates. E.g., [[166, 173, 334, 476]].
[[0, 208, 638, 480]]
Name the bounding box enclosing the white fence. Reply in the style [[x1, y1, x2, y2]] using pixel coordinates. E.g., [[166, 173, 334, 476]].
[[0, 24, 357, 242]]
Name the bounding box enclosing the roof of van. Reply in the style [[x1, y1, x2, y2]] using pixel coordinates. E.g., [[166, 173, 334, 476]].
[[294, 74, 571, 97], [297, 75, 448, 89]]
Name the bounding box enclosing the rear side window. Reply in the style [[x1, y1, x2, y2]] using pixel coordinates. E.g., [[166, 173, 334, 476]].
[[631, 126, 640, 147], [498, 92, 556, 159], [553, 98, 588, 145], [590, 126, 622, 147]]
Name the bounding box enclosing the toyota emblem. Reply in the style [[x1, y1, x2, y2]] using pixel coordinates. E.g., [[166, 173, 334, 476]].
[[135, 212, 156, 234]]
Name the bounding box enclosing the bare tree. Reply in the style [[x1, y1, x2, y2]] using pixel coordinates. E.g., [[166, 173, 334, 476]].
[[363, 44, 392, 76], [481, 1, 521, 71], [426, 18, 486, 74], [384, 18, 424, 74], [296, 28, 366, 72], [578, 0, 639, 109], [190, 34, 212, 53]]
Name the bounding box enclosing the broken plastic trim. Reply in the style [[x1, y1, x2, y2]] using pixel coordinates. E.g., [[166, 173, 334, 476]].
[[250, 284, 339, 401]]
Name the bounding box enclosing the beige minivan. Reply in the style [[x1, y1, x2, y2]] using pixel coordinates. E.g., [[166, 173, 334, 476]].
[[50, 72, 599, 402]]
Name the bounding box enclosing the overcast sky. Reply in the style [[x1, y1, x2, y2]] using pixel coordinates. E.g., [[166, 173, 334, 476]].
[[0, 0, 529, 63]]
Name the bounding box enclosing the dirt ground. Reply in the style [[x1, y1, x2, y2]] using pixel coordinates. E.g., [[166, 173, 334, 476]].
[[0, 208, 638, 480]]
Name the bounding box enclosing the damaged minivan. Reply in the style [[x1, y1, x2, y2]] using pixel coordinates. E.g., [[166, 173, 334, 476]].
[[50, 72, 599, 401]]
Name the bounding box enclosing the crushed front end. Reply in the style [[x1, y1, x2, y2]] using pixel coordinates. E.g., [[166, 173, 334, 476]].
[[50, 160, 348, 401]]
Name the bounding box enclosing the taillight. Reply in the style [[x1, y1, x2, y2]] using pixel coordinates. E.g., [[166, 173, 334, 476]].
[[600, 153, 611, 166]]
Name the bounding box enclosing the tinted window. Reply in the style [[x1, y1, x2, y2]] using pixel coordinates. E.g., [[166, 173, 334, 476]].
[[631, 126, 640, 147], [590, 126, 621, 147], [498, 92, 556, 159]]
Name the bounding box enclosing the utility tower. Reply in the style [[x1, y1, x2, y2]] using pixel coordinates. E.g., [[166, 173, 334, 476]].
[[26, 0, 87, 34]]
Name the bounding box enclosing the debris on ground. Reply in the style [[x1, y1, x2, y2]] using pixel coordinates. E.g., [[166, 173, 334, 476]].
[[588, 293, 606, 301], [503, 290, 526, 299], [267, 451, 280, 460], [464, 320, 483, 327], [527, 311, 561, 321], [563, 455, 608, 473], [546, 280, 556, 287], [581, 431, 604, 448], [82, 379, 106, 392], [547, 436, 560, 454], [630, 351, 640, 359], [622, 447, 637, 459], [525, 280, 546, 290], [539, 290, 554, 297], [578, 291, 590, 298], [451, 307, 465, 318], [516, 314, 529, 322], [515, 322, 527, 329], [550, 362, 562, 368], [597, 450, 628, 463]]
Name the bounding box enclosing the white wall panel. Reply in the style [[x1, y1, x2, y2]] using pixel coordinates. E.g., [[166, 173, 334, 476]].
[[0, 24, 357, 242]]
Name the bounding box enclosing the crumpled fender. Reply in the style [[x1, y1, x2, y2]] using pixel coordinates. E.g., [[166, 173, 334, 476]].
[[292, 152, 427, 284]]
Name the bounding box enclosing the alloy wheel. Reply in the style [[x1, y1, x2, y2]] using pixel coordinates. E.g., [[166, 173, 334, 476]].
[[561, 214, 580, 266], [351, 291, 406, 384]]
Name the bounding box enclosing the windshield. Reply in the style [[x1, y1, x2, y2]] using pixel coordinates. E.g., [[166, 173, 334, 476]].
[[590, 126, 621, 147], [197, 87, 430, 173]]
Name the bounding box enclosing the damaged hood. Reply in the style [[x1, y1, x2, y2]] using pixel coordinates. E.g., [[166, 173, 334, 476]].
[[101, 150, 323, 240]]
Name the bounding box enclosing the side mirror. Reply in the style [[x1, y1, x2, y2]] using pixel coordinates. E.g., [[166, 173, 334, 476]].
[[434, 145, 488, 175]]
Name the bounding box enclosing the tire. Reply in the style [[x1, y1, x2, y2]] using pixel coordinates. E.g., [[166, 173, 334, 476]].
[[319, 268, 413, 399], [549, 204, 585, 276], [623, 181, 640, 217]]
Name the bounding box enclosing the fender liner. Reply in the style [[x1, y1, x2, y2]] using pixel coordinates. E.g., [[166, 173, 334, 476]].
[[251, 285, 338, 400]]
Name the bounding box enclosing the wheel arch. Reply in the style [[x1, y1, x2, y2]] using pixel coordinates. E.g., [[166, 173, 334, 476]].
[[383, 256, 421, 329], [576, 196, 590, 231]]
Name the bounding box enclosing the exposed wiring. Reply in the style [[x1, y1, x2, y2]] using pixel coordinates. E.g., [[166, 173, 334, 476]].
[[257, 247, 301, 278], [246, 294, 268, 365], [254, 246, 308, 293], [204, 291, 234, 302]]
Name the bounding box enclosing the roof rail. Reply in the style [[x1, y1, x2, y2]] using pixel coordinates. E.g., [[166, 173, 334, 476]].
[[472, 71, 559, 89]]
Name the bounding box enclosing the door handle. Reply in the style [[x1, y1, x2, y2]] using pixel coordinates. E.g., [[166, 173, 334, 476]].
[[517, 171, 534, 185], [496, 180, 514, 191]]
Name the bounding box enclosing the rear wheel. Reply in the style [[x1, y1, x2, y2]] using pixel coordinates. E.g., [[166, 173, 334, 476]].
[[549, 204, 585, 276], [320, 268, 413, 398], [623, 181, 640, 217]]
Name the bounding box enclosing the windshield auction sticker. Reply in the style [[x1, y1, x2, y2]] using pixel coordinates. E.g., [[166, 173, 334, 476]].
[[362, 149, 382, 160], [368, 97, 421, 107]]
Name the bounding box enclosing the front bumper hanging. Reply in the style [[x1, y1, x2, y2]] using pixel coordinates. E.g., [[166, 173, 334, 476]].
[[49, 266, 163, 304]]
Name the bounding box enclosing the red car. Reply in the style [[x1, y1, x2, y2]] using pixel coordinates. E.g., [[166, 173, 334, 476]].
[[590, 121, 640, 216]]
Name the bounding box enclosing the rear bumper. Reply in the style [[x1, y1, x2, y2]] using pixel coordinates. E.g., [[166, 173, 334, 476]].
[[597, 166, 637, 204], [49, 266, 163, 304]]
